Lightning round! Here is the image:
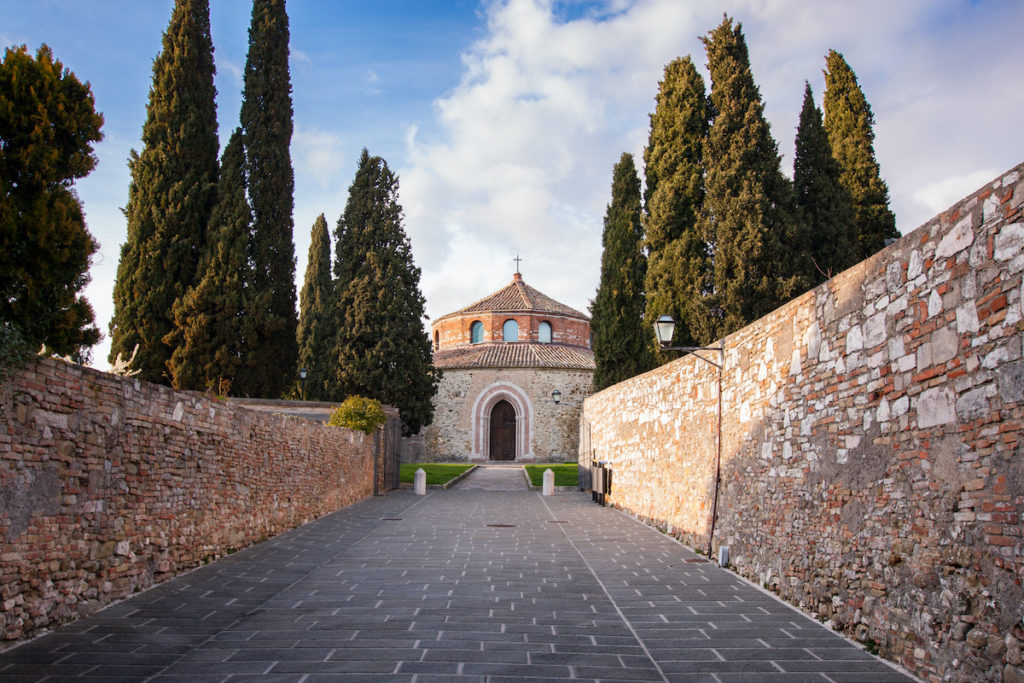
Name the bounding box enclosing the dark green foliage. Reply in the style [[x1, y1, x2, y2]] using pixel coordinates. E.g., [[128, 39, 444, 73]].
[[239, 0, 297, 398], [793, 83, 857, 283], [823, 50, 898, 260], [0, 45, 102, 361], [641, 56, 712, 352], [590, 153, 651, 390], [698, 16, 797, 339], [297, 214, 333, 400], [109, 0, 218, 383], [330, 150, 439, 436], [166, 129, 251, 392]]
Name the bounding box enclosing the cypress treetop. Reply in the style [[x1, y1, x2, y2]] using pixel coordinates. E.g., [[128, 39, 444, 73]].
[[591, 153, 651, 390], [823, 49, 898, 260], [166, 129, 251, 393], [699, 16, 797, 339], [109, 0, 218, 383], [297, 214, 333, 401], [793, 82, 857, 284], [0, 44, 103, 360], [239, 0, 297, 398]]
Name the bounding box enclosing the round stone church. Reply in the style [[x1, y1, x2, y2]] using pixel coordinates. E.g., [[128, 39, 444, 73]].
[[419, 272, 594, 462]]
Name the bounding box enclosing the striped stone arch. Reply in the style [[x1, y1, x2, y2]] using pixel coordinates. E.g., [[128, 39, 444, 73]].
[[470, 382, 534, 460]]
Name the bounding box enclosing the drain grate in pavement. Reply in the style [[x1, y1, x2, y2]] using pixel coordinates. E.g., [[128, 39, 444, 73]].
[[380, 518, 403, 521], [486, 524, 517, 528], [685, 558, 710, 563], [548, 520, 568, 523]]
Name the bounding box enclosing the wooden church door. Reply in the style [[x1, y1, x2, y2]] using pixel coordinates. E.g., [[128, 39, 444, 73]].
[[489, 400, 516, 461]]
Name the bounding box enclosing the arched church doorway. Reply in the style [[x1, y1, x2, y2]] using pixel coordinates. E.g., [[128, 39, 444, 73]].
[[489, 400, 516, 461]]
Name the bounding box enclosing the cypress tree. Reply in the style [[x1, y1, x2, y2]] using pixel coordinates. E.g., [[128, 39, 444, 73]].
[[0, 45, 103, 361], [331, 151, 439, 435], [109, 0, 218, 383], [641, 56, 711, 351], [296, 214, 333, 401], [823, 50, 898, 260], [590, 153, 651, 391], [239, 0, 297, 398], [793, 82, 857, 284], [699, 16, 797, 339], [166, 129, 251, 392]]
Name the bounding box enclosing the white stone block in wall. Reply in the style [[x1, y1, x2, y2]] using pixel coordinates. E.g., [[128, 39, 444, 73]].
[[917, 387, 956, 428], [887, 261, 903, 293], [846, 325, 864, 353], [790, 348, 801, 376], [932, 327, 959, 365], [983, 195, 1000, 223], [956, 386, 990, 421], [877, 398, 891, 423], [983, 347, 1009, 370], [956, 301, 981, 334], [935, 216, 974, 259], [994, 223, 1023, 261], [865, 311, 887, 348], [928, 290, 943, 318], [908, 250, 923, 280], [892, 396, 910, 418]]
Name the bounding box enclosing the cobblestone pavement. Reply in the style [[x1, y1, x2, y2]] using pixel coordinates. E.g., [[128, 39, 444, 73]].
[[0, 488, 916, 682]]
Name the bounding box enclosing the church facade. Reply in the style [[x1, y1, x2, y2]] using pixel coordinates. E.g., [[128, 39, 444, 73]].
[[418, 273, 595, 462]]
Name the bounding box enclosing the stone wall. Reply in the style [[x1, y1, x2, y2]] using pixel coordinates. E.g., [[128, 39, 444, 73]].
[[581, 163, 1024, 681], [0, 358, 376, 646], [422, 367, 592, 462]]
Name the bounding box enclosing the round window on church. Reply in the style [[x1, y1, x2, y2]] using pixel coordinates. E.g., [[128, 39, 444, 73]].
[[470, 321, 483, 344], [538, 321, 552, 343], [502, 319, 519, 342]]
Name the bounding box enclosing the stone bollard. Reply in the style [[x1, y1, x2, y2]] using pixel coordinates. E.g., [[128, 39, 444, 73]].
[[542, 468, 554, 496], [414, 468, 426, 496]]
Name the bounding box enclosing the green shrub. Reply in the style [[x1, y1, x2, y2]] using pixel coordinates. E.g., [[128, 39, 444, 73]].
[[328, 396, 386, 434]]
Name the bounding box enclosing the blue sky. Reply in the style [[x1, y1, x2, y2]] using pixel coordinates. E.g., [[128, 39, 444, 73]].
[[3, 0, 1023, 369]]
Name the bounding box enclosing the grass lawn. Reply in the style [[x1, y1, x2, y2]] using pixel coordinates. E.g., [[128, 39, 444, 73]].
[[523, 463, 578, 487], [399, 463, 474, 485]]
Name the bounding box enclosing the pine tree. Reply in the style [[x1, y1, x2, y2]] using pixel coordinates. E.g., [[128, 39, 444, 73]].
[[590, 153, 650, 390], [331, 151, 439, 435], [109, 0, 218, 383], [296, 214, 333, 401], [0, 45, 103, 361], [823, 50, 898, 260], [166, 129, 251, 392], [239, 0, 297, 398], [699, 16, 797, 339], [641, 56, 711, 351], [793, 82, 857, 284]]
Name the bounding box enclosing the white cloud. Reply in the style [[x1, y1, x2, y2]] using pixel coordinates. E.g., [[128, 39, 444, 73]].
[[912, 170, 1000, 217], [293, 127, 346, 190]]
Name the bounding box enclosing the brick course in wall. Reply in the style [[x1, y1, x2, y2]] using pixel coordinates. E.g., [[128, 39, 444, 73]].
[[581, 162, 1024, 682], [0, 358, 376, 646]]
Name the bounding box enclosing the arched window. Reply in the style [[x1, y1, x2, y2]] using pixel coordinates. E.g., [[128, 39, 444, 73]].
[[502, 319, 519, 342], [538, 321, 552, 343], [470, 320, 483, 344]]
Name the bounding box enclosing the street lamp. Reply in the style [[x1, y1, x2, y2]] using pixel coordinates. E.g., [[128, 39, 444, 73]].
[[299, 368, 307, 401], [654, 316, 725, 561], [551, 389, 561, 404]]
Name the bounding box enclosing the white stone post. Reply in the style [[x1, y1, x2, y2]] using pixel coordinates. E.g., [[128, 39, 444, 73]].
[[542, 468, 554, 496], [414, 468, 426, 496]]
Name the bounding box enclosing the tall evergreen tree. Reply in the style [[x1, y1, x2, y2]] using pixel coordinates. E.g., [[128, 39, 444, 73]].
[[239, 0, 297, 398], [331, 150, 439, 435], [590, 153, 650, 390], [699, 16, 797, 339], [793, 82, 857, 284], [823, 50, 898, 260], [166, 129, 251, 392], [0, 45, 103, 361], [109, 0, 218, 383], [641, 56, 711, 351], [296, 214, 333, 401]]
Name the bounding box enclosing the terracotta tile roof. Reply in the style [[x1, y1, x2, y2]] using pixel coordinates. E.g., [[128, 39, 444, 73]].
[[438, 274, 588, 321], [433, 342, 595, 370]]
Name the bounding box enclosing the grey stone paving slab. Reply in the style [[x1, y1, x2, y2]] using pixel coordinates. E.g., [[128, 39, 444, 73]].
[[0, 488, 917, 682]]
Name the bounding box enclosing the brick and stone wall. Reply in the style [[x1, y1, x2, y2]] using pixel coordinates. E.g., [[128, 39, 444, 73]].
[[581, 163, 1024, 681], [433, 311, 591, 349], [421, 367, 592, 462], [0, 358, 376, 646]]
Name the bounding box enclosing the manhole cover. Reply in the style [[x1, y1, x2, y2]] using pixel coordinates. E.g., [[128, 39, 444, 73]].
[[685, 558, 710, 563], [486, 524, 517, 528], [380, 518, 403, 521]]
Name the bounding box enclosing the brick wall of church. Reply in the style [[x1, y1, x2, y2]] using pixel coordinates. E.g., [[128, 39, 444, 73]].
[[0, 358, 376, 645], [420, 367, 593, 462], [581, 163, 1024, 681], [433, 312, 591, 349]]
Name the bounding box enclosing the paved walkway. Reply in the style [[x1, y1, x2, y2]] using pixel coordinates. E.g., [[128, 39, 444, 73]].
[[453, 464, 530, 491], [0, 488, 915, 682]]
